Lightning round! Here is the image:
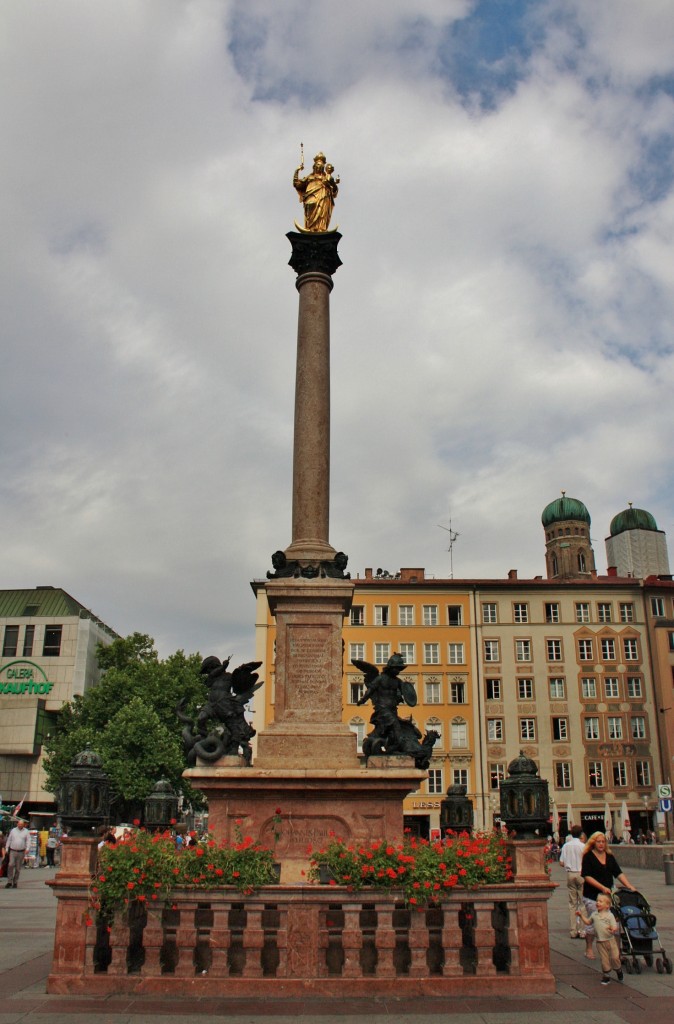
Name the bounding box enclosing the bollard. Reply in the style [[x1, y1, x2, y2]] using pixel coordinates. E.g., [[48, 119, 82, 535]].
[[664, 854, 674, 885]]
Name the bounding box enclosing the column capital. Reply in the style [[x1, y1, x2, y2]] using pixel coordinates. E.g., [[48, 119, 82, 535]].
[[287, 231, 342, 278]]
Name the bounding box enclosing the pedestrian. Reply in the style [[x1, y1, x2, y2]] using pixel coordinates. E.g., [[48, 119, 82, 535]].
[[576, 893, 623, 984], [4, 819, 32, 889], [46, 828, 58, 867], [38, 827, 49, 867], [581, 831, 636, 961], [559, 825, 586, 939]]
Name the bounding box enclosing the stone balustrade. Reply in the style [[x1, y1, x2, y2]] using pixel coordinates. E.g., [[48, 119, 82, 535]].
[[47, 878, 555, 996]]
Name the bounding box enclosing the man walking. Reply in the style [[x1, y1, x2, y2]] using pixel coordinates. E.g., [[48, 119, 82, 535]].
[[559, 824, 586, 938], [4, 819, 31, 889]]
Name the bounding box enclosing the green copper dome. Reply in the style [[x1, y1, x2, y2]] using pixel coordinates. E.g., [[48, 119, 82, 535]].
[[541, 494, 591, 528], [609, 506, 658, 536]]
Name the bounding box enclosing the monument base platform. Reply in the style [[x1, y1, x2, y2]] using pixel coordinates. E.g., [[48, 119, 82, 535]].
[[183, 760, 425, 882]]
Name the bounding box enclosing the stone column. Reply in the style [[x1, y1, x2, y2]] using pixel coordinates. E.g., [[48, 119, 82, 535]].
[[284, 232, 342, 564]]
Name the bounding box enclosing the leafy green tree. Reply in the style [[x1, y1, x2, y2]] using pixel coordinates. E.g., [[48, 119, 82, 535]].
[[43, 633, 206, 820]]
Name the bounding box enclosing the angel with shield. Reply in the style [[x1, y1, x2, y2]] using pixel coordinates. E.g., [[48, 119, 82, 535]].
[[353, 652, 438, 769]]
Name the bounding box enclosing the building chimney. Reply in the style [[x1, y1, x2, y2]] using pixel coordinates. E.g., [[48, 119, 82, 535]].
[[508, 569, 518, 580]]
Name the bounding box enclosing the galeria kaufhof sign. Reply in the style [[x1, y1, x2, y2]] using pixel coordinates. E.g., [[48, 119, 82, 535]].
[[0, 660, 54, 695]]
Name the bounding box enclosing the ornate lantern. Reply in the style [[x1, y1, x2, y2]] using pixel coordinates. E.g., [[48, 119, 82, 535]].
[[440, 783, 474, 835], [59, 746, 111, 836], [500, 751, 549, 839], [143, 778, 179, 831]]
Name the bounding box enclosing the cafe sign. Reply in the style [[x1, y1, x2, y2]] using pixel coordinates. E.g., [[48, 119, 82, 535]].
[[0, 660, 54, 695]]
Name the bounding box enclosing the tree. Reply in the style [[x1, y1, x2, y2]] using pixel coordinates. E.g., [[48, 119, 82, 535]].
[[43, 633, 206, 820]]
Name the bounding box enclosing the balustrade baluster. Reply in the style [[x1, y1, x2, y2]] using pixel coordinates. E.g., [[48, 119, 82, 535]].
[[241, 904, 265, 977], [173, 903, 198, 977], [208, 901, 233, 976], [372, 899, 396, 977], [440, 903, 463, 976], [341, 902, 365, 978], [407, 904, 430, 976]]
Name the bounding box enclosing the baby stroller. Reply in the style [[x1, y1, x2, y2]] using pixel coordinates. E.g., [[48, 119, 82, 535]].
[[612, 888, 672, 975]]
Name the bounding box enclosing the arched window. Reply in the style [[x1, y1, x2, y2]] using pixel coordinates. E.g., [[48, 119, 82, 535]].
[[578, 552, 586, 572], [552, 554, 558, 576], [426, 716, 443, 749], [349, 716, 366, 752]]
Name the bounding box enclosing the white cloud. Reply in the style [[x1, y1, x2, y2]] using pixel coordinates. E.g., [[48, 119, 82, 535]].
[[2, 0, 674, 660]]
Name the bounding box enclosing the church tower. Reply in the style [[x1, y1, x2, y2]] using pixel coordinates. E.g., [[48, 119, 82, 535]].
[[605, 503, 670, 578], [542, 492, 596, 579]]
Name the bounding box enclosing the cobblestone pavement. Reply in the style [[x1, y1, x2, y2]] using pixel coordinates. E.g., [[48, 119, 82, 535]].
[[0, 860, 672, 1023]]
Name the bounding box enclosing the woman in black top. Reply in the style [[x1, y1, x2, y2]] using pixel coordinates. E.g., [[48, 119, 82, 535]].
[[581, 832, 635, 959]]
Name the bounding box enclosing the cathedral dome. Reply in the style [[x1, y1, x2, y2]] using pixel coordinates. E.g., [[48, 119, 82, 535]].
[[609, 506, 658, 537], [541, 494, 591, 528]]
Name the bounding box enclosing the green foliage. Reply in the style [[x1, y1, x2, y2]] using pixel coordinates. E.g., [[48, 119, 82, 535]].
[[308, 830, 513, 905], [42, 633, 205, 810], [90, 827, 278, 922]]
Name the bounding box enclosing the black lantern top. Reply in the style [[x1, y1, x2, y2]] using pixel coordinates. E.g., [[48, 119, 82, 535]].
[[59, 746, 111, 837], [499, 750, 550, 839]]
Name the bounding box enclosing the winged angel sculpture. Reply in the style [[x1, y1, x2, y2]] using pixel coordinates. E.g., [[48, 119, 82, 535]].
[[177, 656, 263, 766], [353, 653, 438, 770]]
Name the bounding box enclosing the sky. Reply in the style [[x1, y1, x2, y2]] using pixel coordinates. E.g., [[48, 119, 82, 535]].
[[2, 0, 674, 662]]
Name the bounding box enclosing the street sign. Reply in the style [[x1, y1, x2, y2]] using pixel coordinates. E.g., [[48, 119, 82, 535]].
[[659, 798, 672, 813], [658, 784, 672, 799]]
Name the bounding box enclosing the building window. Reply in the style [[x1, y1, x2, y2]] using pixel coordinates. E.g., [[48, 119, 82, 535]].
[[349, 718, 365, 752], [612, 761, 628, 787], [397, 604, 414, 626], [351, 606, 364, 625], [636, 760, 651, 787], [482, 603, 497, 624], [486, 678, 502, 700], [453, 768, 468, 788], [450, 720, 468, 748], [484, 639, 500, 662], [601, 638, 616, 662], [349, 680, 365, 704], [581, 677, 597, 699], [631, 716, 646, 739], [374, 605, 389, 626], [546, 638, 562, 661], [450, 681, 466, 704], [597, 603, 612, 623], [584, 717, 600, 740], [517, 678, 534, 700], [490, 763, 505, 789], [588, 761, 604, 788], [423, 605, 438, 626], [2, 626, 19, 658], [650, 597, 665, 617], [627, 676, 643, 699], [619, 602, 634, 623], [374, 643, 390, 664], [549, 677, 565, 699], [520, 718, 536, 741], [578, 639, 593, 661], [428, 769, 444, 795], [607, 716, 623, 740], [42, 625, 62, 657], [22, 624, 35, 657], [575, 603, 590, 623], [513, 603, 529, 623], [487, 719, 503, 742], [669, 632, 674, 653], [604, 677, 620, 699], [623, 638, 639, 661], [515, 639, 532, 662], [423, 643, 439, 665], [425, 678, 441, 704], [399, 643, 415, 665], [545, 602, 560, 624], [447, 605, 463, 626], [555, 762, 572, 789], [349, 643, 365, 662], [448, 643, 465, 665], [552, 718, 568, 741]]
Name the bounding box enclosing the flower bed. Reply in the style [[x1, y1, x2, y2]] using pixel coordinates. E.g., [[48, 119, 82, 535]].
[[308, 830, 512, 905], [91, 826, 278, 922]]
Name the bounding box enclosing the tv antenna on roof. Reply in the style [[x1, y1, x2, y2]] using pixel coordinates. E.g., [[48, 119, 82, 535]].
[[438, 518, 460, 579]]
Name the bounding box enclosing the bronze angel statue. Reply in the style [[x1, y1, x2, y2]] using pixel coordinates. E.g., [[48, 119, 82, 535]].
[[353, 653, 438, 770], [177, 656, 263, 766]]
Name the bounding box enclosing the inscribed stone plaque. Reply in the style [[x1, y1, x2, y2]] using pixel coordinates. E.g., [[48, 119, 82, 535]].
[[285, 623, 334, 717]]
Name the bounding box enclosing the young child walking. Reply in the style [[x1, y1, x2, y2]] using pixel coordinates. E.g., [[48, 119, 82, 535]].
[[577, 893, 624, 984]]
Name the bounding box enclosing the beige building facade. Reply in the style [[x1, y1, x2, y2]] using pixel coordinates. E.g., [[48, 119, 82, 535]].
[[0, 587, 118, 818]]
